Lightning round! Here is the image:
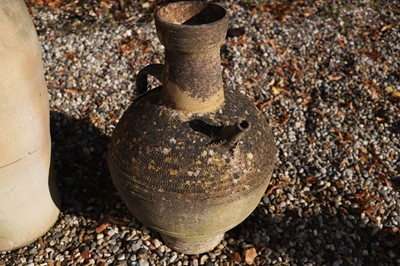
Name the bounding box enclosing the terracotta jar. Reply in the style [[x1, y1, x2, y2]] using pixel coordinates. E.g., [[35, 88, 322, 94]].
[[0, 0, 59, 251], [108, 1, 276, 254]]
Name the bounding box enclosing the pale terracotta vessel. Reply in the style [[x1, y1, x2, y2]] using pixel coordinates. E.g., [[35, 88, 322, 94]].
[[108, 1, 276, 254], [0, 0, 59, 251]]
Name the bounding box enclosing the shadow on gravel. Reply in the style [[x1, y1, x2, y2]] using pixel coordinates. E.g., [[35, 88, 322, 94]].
[[49, 112, 399, 264], [228, 200, 399, 265], [50, 111, 123, 220]]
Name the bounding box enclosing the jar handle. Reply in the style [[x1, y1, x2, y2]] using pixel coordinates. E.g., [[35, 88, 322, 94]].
[[136, 64, 164, 95]]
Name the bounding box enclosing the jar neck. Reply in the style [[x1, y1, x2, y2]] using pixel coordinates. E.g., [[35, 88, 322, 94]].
[[154, 1, 228, 113], [162, 47, 224, 113]]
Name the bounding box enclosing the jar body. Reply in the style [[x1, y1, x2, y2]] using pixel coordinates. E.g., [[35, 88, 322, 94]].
[[108, 88, 276, 254], [0, 0, 59, 251]]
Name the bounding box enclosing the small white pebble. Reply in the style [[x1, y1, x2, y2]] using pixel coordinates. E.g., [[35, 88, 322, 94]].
[[162, 148, 171, 155]]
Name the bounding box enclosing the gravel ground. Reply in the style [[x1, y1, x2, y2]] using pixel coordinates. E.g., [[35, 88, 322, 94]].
[[1, 0, 400, 265]]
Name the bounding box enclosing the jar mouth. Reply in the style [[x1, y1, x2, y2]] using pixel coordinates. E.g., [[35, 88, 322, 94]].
[[156, 1, 226, 26]]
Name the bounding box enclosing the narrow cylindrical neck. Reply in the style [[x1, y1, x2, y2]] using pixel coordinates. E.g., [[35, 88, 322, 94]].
[[155, 2, 228, 113], [163, 48, 224, 113]]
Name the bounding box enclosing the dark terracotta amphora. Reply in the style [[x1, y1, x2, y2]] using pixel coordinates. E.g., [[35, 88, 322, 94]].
[[108, 1, 276, 254]]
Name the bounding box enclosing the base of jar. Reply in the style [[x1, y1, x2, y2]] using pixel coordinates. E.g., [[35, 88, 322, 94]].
[[161, 233, 224, 255], [0, 207, 59, 251]]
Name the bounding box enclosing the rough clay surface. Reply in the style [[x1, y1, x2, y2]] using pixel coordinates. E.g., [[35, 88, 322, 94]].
[[1, 0, 399, 265]]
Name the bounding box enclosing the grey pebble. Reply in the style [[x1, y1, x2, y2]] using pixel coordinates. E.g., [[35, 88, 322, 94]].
[[152, 238, 161, 248], [169, 252, 178, 263], [138, 258, 149, 266], [137, 247, 147, 255], [131, 242, 141, 252], [200, 255, 208, 265]]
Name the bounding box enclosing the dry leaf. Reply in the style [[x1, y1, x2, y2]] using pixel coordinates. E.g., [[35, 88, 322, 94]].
[[344, 133, 354, 142], [355, 190, 366, 199], [338, 36, 345, 48], [64, 52, 76, 59], [381, 24, 394, 32], [267, 184, 283, 194], [360, 146, 368, 154], [329, 74, 342, 81], [278, 77, 285, 86], [303, 7, 315, 17], [95, 223, 108, 234], [360, 155, 368, 163], [96, 258, 107, 266], [245, 247, 257, 265], [232, 252, 242, 263], [368, 165, 375, 174], [373, 195, 384, 202], [48, 1, 62, 9], [258, 99, 273, 110], [376, 172, 392, 187], [267, 39, 276, 51], [339, 158, 347, 168], [267, 178, 289, 194], [374, 160, 383, 169], [143, 46, 154, 53], [82, 250, 90, 260], [337, 130, 343, 140], [385, 86, 394, 93], [142, 2, 151, 9], [386, 227, 400, 235], [272, 87, 280, 96], [393, 91, 400, 99], [280, 115, 290, 125], [282, 46, 290, 59], [100, 1, 113, 9], [267, 78, 275, 86], [349, 101, 356, 111], [306, 176, 317, 184], [274, 67, 284, 77], [120, 43, 132, 54], [363, 206, 376, 217], [65, 88, 79, 94], [370, 145, 378, 157], [108, 216, 129, 225]]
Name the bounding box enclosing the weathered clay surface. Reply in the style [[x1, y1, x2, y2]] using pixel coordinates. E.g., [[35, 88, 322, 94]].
[[0, 0, 59, 251], [108, 88, 276, 245], [108, 1, 276, 254], [155, 1, 228, 113]]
